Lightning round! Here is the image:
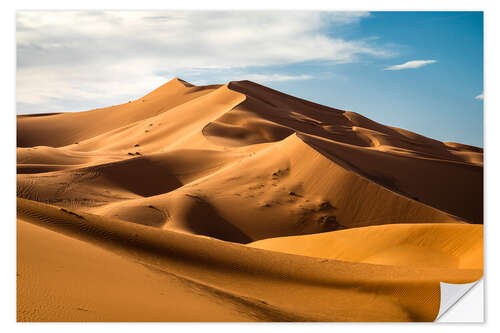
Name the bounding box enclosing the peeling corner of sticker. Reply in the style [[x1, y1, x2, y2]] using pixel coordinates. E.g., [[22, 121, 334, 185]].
[[435, 278, 483, 322]]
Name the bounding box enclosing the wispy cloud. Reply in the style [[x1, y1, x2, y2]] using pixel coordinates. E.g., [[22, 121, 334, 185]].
[[245, 74, 313, 83], [16, 11, 392, 114], [384, 59, 437, 71], [475, 93, 484, 100]]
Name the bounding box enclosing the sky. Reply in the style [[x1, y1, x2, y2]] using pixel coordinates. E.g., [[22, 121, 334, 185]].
[[16, 11, 483, 147]]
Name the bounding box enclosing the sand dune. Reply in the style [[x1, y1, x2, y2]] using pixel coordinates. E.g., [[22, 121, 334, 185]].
[[250, 223, 483, 269], [16, 78, 483, 321], [17, 78, 220, 148], [17, 198, 481, 322]]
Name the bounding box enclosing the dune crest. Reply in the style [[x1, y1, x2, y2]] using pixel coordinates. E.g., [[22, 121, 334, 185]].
[[17, 78, 483, 322]]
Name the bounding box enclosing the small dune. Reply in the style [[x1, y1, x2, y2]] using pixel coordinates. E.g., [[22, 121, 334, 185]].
[[249, 223, 483, 270]]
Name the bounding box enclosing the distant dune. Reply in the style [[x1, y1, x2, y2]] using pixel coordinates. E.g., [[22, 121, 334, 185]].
[[17, 78, 483, 321]]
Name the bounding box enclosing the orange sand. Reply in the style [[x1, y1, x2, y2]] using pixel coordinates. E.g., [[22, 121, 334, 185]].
[[17, 78, 483, 321]]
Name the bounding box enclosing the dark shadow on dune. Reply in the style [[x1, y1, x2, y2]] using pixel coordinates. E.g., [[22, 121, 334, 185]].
[[297, 133, 483, 224], [17, 113, 62, 118], [17, 164, 70, 174], [183, 194, 252, 244], [90, 157, 183, 197]]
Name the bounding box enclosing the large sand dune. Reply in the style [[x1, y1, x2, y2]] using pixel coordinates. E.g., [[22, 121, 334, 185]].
[[16, 78, 483, 321]]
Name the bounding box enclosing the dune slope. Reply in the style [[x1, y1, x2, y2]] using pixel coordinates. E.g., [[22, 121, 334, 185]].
[[249, 223, 483, 270], [16, 78, 483, 322], [17, 198, 482, 322]]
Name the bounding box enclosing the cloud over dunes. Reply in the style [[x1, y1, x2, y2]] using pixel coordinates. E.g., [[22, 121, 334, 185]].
[[245, 74, 313, 83], [384, 60, 437, 71], [16, 11, 390, 114]]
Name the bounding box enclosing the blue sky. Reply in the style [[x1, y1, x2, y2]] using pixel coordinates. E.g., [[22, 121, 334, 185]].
[[17, 11, 483, 146], [247, 12, 484, 147]]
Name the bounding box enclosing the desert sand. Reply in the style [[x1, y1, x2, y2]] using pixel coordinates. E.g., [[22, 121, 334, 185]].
[[17, 78, 483, 321]]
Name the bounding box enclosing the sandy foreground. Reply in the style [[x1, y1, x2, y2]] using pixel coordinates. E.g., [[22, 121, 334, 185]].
[[16, 78, 483, 321]]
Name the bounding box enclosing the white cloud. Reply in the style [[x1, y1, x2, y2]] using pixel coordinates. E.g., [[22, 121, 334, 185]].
[[245, 74, 313, 83], [475, 93, 484, 100], [16, 11, 391, 114], [384, 59, 437, 71]]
